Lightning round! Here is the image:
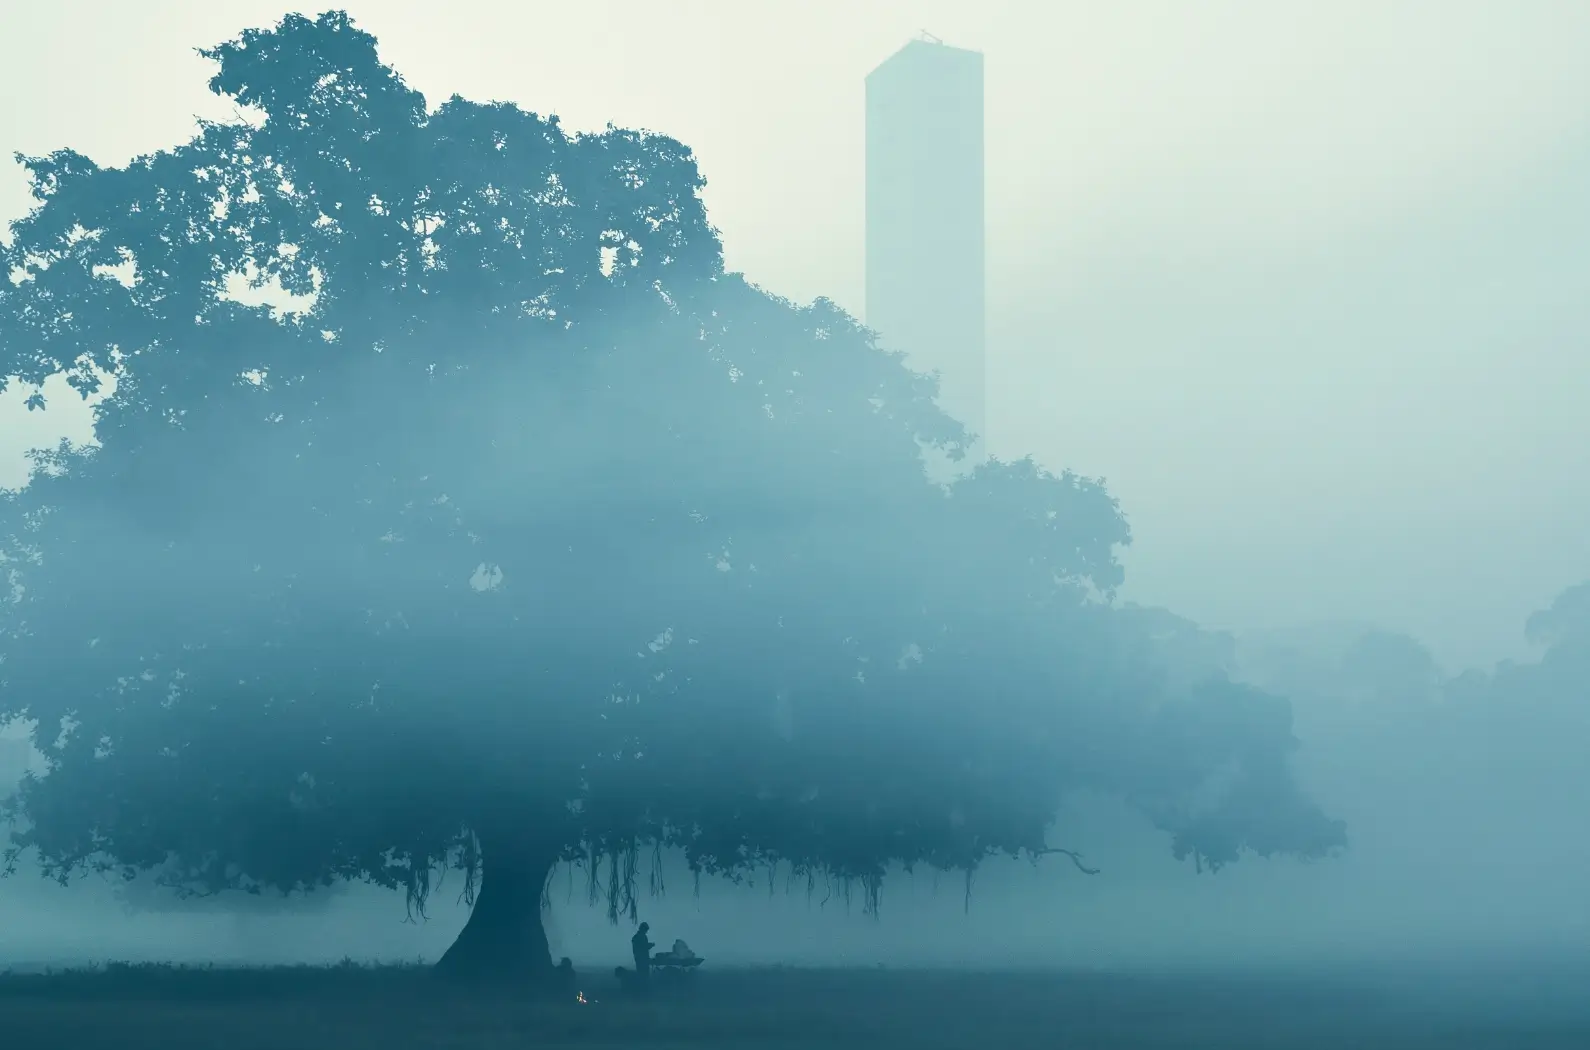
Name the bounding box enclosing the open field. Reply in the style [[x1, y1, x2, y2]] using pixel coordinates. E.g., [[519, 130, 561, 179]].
[[2, 960, 1587, 1049]]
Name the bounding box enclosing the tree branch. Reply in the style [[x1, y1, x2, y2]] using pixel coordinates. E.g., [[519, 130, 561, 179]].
[[1033, 847, 1101, 876]]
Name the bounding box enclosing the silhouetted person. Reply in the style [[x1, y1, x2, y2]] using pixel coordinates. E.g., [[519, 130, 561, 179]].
[[554, 956, 576, 996], [631, 921, 654, 978]]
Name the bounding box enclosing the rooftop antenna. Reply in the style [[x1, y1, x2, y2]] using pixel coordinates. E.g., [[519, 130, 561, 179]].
[[917, 29, 943, 44]]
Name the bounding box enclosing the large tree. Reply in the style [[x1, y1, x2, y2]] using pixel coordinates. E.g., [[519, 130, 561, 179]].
[[0, 11, 1342, 982]]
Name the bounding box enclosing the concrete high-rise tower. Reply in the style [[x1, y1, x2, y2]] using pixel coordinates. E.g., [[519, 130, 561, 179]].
[[865, 34, 985, 460]]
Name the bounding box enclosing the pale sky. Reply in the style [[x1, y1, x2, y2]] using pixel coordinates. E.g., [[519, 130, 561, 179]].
[[3, 0, 1588, 669]]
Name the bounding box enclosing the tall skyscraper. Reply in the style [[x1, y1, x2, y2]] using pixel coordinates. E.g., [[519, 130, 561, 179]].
[[865, 35, 986, 461]]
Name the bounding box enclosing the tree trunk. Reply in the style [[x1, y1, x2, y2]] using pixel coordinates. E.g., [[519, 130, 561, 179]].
[[433, 831, 558, 983]]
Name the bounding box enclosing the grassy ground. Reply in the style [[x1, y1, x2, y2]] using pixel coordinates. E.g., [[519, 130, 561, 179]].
[[0, 960, 1584, 1049]]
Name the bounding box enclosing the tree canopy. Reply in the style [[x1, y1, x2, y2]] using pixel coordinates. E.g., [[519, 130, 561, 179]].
[[1236, 585, 1588, 836], [0, 11, 1342, 980]]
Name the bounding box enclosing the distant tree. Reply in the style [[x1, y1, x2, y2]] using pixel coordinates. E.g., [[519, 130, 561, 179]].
[[1335, 629, 1442, 707], [1524, 582, 1590, 658], [1234, 589, 1588, 843], [1236, 623, 1442, 718], [1459, 583, 1589, 733], [0, 11, 1342, 983]]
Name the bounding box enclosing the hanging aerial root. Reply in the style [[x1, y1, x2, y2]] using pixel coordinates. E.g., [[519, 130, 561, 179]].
[[1032, 847, 1101, 876], [648, 840, 665, 898]]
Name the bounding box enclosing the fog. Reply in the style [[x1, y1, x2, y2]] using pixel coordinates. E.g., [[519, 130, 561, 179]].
[[1, 0, 1587, 989]]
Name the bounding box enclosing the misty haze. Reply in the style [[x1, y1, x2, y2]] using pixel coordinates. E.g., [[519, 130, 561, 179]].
[[1, 4, 1586, 1049]]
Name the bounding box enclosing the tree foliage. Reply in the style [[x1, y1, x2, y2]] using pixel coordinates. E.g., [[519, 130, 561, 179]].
[[1236, 586, 1589, 827], [0, 11, 1342, 976]]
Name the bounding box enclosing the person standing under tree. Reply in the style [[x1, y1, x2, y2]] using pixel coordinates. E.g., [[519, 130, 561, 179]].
[[631, 922, 654, 979]]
